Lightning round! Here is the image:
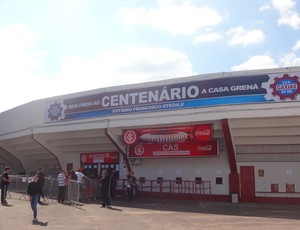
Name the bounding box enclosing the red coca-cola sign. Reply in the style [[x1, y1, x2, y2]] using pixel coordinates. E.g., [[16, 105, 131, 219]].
[[194, 124, 213, 142], [128, 140, 219, 158], [124, 123, 216, 159]]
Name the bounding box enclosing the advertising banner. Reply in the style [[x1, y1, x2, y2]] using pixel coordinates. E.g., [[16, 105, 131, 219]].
[[80, 152, 119, 164], [127, 140, 219, 158], [123, 124, 217, 158], [45, 72, 300, 122], [123, 124, 213, 145]]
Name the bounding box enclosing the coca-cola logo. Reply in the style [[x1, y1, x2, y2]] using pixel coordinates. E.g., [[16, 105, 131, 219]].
[[195, 129, 211, 136], [197, 145, 213, 151], [194, 124, 213, 142]]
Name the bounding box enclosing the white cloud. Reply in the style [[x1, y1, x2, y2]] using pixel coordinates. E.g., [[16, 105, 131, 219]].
[[272, 0, 300, 29], [51, 47, 196, 96], [272, 0, 296, 15], [259, 4, 271, 11], [192, 32, 222, 44], [0, 24, 196, 113], [0, 24, 42, 74], [292, 40, 300, 51], [119, 1, 223, 36], [231, 55, 278, 71], [227, 26, 265, 46], [279, 53, 300, 66], [0, 24, 48, 112], [278, 11, 300, 30]]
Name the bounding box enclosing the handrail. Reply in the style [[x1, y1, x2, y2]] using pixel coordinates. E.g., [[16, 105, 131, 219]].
[[116, 178, 211, 201], [5, 175, 211, 202]]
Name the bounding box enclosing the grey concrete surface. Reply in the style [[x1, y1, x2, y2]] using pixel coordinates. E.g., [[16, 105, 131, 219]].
[[0, 192, 300, 230]]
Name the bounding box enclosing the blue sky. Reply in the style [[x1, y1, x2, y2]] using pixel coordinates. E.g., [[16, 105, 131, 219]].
[[0, 0, 300, 112]]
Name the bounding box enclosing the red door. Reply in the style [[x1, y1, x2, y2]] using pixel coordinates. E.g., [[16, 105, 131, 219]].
[[66, 163, 73, 172], [240, 166, 255, 202]]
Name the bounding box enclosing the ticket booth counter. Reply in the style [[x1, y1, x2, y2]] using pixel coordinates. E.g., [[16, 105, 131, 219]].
[[80, 152, 120, 179]]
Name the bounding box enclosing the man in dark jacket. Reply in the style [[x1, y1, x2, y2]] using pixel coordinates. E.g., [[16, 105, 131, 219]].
[[1, 167, 10, 205], [27, 174, 43, 223], [100, 169, 112, 208]]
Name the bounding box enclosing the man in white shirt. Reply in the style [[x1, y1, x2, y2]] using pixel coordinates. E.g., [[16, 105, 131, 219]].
[[75, 168, 90, 201], [57, 169, 66, 203], [75, 168, 89, 183]]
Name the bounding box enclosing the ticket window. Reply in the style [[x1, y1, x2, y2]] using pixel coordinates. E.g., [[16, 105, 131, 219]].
[[100, 163, 119, 179], [83, 164, 98, 179]]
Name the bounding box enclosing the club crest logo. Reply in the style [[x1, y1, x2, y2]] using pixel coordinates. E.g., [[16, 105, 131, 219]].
[[47, 101, 65, 121], [134, 145, 145, 156], [123, 130, 138, 145], [262, 73, 300, 101]]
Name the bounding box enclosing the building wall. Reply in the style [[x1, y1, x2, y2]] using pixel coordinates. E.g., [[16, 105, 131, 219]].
[[127, 146, 230, 195], [238, 162, 300, 197]]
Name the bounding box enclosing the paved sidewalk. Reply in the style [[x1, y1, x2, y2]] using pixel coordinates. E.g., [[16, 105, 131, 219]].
[[0, 192, 300, 230]]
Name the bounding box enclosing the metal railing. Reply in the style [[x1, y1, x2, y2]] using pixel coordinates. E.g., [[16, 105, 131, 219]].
[[2, 175, 211, 203], [116, 178, 211, 201]]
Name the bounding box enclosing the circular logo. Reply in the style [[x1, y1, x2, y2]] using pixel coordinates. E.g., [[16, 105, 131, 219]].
[[270, 74, 300, 100], [124, 130, 138, 145], [134, 145, 144, 156], [48, 102, 64, 121], [80, 154, 87, 163]]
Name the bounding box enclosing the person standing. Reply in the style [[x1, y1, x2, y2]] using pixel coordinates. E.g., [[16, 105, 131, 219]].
[[75, 168, 89, 183], [70, 169, 77, 180], [36, 168, 47, 204], [57, 169, 66, 203], [100, 169, 112, 208], [110, 170, 118, 199], [127, 171, 137, 196], [64, 170, 71, 202], [1, 167, 10, 205], [126, 171, 137, 202], [27, 174, 43, 223], [75, 168, 89, 201]]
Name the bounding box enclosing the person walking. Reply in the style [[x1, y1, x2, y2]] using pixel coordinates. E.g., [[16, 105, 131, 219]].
[[36, 168, 47, 204], [1, 167, 10, 205], [57, 169, 66, 203], [27, 174, 43, 223], [100, 169, 112, 208]]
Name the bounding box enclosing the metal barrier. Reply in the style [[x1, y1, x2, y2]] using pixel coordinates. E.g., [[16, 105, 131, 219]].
[[79, 179, 101, 201], [66, 180, 81, 204], [171, 180, 211, 201], [44, 178, 58, 200], [48, 178, 81, 205], [2, 175, 211, 203], [116, 178, 211, 201], [7, 175, 32, 200], [1, 176, 81, 205]]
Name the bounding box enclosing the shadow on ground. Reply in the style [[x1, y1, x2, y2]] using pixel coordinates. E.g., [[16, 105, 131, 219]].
[[84, 197, 300, 220]]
